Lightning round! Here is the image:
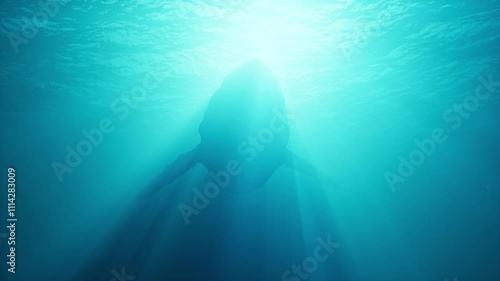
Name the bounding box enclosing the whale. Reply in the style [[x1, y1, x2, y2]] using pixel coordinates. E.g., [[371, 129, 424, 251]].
[[138, 59, 321, 198]]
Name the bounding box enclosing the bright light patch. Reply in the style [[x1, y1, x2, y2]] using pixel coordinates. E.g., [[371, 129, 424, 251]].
[[218, 1, 317, 75]]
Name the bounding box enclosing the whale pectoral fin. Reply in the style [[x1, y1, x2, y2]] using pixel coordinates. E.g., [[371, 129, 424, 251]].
[[137, 147, 199, 200], [284, 150, 338, 189]]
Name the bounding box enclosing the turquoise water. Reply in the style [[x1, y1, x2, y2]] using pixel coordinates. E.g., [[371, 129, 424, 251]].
[[1, 0, 499, 281]]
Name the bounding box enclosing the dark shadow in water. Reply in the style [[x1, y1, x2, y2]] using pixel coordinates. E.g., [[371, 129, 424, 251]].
[[137, 59, 324, 196], [66, 60, 342, 281]]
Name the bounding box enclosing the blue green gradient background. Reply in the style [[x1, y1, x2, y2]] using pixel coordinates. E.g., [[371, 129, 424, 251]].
[[0, 0, 499, 280]]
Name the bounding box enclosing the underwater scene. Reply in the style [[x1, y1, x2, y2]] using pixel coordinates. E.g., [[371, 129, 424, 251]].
[[0, 0, 499, 281]]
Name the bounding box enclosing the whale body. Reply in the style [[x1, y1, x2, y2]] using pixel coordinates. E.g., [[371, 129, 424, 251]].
[[139, 59, 319, 197]]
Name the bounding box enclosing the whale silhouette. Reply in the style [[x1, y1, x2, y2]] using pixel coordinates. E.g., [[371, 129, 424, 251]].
[[138, 59, 321, 198]]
